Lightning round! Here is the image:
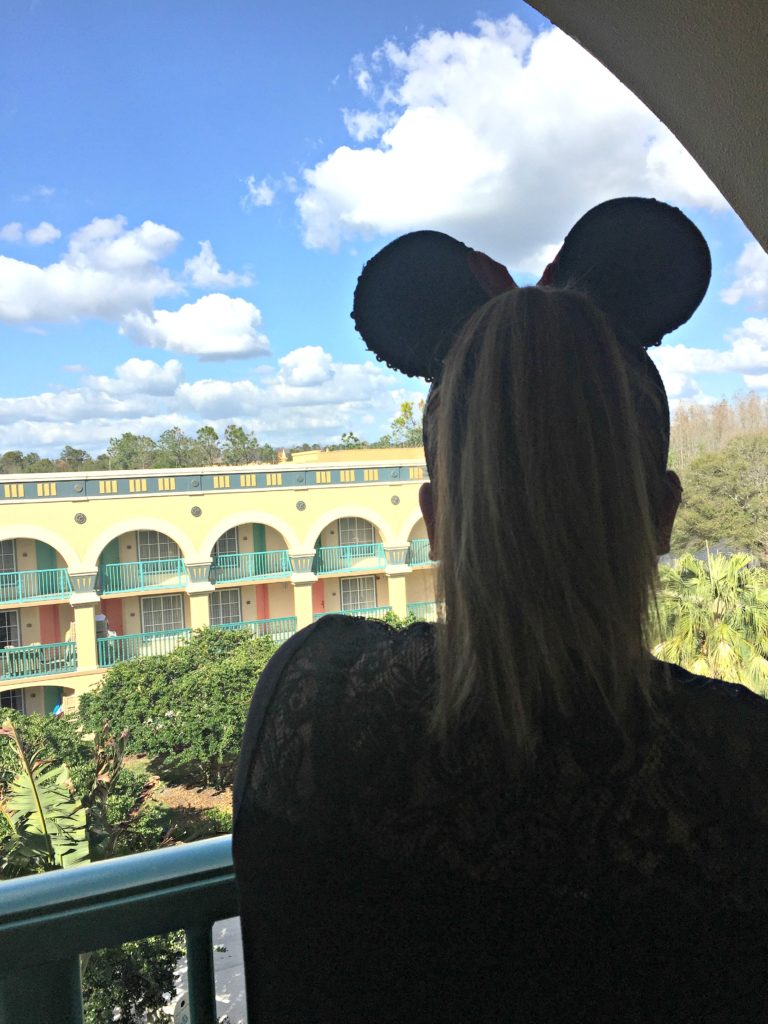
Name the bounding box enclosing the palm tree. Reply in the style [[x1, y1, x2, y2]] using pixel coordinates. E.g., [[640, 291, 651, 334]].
[[653, 550, 768, 694]]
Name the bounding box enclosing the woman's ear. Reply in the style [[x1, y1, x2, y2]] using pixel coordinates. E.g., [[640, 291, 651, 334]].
[[419, 482, 436, 558], [658, 470, 682, 555]]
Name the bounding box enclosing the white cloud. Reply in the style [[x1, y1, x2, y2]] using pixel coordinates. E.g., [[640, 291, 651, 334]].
[[241, 176, 275, 209], [297, 16, 725, 263], [184, 240, 252, 288], [277, 345, 334, 386], [0, 223, 23, 243], [0, 215, 180, 323], [121, 293, 270, 360], [721, 240, 768, 306], [342, 109, 394, 142], [84, 358, 184, 396], [651, 317, 768, 396], [0, 345, 425, 453], [25, 221, 61, 245]]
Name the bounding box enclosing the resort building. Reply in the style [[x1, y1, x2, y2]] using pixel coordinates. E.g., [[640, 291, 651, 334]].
[[0, 447, 436, 715]]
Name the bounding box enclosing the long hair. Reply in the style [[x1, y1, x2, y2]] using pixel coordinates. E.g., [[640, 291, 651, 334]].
[[429, 287, 667, 764]]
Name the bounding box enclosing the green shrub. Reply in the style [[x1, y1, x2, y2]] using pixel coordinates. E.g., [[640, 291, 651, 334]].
[[79, 628, 276, 789]]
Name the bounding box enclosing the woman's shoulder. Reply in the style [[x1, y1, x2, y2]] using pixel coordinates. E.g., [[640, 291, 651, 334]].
[[234, 616, 437, 819], [658, 660, 768, 823]]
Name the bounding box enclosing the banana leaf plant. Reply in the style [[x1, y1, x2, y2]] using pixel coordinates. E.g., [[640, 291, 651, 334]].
[[0, 719, 89, 876]]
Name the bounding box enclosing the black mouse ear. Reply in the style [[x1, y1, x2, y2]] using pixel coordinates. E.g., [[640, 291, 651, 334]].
[[352, 230, 517, 380], [539, 197, 711, 349]]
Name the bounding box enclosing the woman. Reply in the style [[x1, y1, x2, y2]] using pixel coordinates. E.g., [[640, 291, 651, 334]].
[[233, 199, 768, 1022]]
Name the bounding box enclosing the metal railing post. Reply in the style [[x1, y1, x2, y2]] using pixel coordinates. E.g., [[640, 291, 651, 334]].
[[185, 924, 218, 1024], [0, 957, 83, 1024]]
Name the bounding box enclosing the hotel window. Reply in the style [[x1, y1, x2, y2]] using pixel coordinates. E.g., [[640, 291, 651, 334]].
[[0, 688, 24, 712], [209, 588, 242, 626], [0, 540, 16, 573], [137, 531, 180, 562], [213, 528, 239, 557], [338, 517, 375, 546], [340, 576, 377, 611], [141, 595, 184, 633], [0, 610, 21, 649]]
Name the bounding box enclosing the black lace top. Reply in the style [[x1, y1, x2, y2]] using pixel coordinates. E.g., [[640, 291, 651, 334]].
[[233, 616, 768, 1023]]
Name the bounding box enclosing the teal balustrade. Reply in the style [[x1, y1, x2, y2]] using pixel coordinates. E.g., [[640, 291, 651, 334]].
[[408, 538, 434, 565], [314, 605, 392, 621], [99, 558, 187, 594], [98, 628, 192, 667], [210, 549, 291, 583], [407, 600, 440, 622], [0, 641, 77, 680], [313, 543, 386, 575], [0, 835, 237, 1024], [212, 616, 297, 643], [0, 568, 72, 605]]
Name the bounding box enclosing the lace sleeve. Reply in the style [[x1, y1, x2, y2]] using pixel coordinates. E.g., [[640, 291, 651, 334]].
[[234, 616, 411, 834]]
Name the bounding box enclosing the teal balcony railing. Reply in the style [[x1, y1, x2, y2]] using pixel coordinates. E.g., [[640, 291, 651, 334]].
[[407, 600, 440, 622], [0, 835, 237, 1024], [210, 549, 291, 583], [97, 628, 193, 667], [408, 539, 434, 565], [313, 543, 386, 575], [0, 640, 77, 680], [0, 568, 72, 605], [99, 558, 188, 594], [212, 616, 297, 643], [314, 605, 392, 621]]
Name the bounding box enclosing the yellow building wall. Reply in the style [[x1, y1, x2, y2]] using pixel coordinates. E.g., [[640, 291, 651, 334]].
[[406, 568, 437, 604], [0, 454, 434, 712]]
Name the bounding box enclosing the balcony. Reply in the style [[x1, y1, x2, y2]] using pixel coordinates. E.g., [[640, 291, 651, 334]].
[[0, 568, 72, 606], [314, 605, 392, 621], [0, 640, 77, 680], [98, 558, 188, 595], [407, 600, 440, 622], [312, 543, 386, 575], [212, 616, 297, 643], [408, 539, 434, 566], [0, 835, 237, 1024], [210, 549, 291, 584], [97, 628, 193, 667]]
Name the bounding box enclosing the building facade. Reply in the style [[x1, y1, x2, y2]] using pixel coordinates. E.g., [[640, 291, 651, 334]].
[[0, 448, 436, 715]]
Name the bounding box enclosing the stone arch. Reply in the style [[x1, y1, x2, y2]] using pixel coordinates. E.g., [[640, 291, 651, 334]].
[[0, 526, 79, 570], [84, 517, 197, 568], [198, 510, 299, 561], [302, 505, 396, 549]]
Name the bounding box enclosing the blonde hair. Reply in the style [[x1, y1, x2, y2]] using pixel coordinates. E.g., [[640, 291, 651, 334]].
[[430, 287, 666, 763]]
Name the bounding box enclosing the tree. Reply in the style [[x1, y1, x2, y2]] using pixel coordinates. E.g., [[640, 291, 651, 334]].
[[107, 433, 158, 470], [0, 450, 24, 473], [222, 423, 261, 464], [0, 719, 89, 876], [21, 452, 56, 473], [81, 934, 185, 1024], [79, 628, 276, 788], [654, 551, 768, 692], [194, 426, 222, 466], [377, 400, 424, 448], [339, 431, 369, 449], [58, 445, 90, 470], [671, 433, 768, 562], [154, 428, 196, 469]]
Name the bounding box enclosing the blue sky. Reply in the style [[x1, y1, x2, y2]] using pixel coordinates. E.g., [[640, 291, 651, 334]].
[[1, 0, 767, 455]]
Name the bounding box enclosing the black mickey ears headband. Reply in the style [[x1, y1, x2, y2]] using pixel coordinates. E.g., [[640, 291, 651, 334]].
[[351, 197, 712, 382]]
